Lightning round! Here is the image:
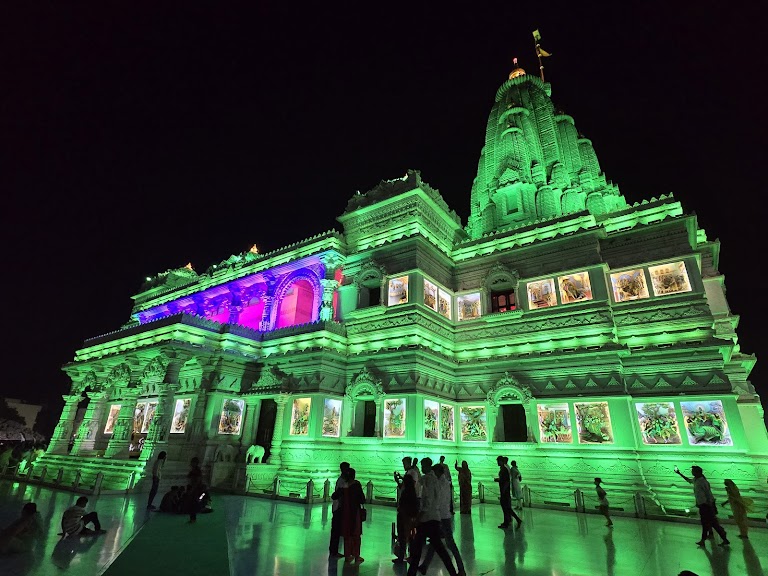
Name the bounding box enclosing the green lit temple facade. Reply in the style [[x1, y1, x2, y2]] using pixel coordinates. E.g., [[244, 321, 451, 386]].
[[40, 64, 766, 515]]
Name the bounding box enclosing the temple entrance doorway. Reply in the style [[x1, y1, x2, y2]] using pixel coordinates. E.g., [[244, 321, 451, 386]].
[[255, 399, 277, 462], [500, 404, 527, 442], [362, 401, 376, 437]]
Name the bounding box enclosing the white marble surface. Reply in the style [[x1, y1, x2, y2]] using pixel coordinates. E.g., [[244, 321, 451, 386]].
[[1, 480, 765, 576]]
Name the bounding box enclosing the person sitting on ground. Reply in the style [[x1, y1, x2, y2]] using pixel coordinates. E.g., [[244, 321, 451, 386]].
[[61, 496, 106, 537], [159, 486, 179, 513], [0, 502, 42, 554]]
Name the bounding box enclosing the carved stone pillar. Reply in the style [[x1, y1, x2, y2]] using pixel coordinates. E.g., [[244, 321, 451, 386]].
[[346, 400, 358, 436], [139, 384, 177, 460], [487, 405, 497, 442], [259, 296, 275, 331], [188, 387, 211, 446], [268, 394, 290, 465], [71, 392, 108, 455], [104, 390, 139, 459], [374, 398, 382, 438], [48, 394, 83, 455], [319, 279, 339, 322], [242, 397, 262, 448]]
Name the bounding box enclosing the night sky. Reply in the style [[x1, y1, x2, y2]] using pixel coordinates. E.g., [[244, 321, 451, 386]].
[[2, 2, 765, 431]]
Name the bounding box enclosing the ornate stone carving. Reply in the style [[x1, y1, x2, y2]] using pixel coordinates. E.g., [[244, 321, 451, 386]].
[[106, 363, 132, 388], [345, 366, 384, 401], [72, 371, 98, 394], [353, 260, 387, 288], [250, 366, 291, 393], [487, 372, 533, 406], [483, 263, 520, 290]]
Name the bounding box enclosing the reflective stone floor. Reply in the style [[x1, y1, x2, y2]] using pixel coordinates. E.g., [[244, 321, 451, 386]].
[[1, 480, 766, 576]]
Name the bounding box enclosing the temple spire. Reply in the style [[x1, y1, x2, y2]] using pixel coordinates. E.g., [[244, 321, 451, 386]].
[[509, 57, 526, 80]]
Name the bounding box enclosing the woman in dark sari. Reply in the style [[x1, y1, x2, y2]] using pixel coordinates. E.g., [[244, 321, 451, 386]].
[[340, 468, 366, 563], [454, 460, 472, 514]]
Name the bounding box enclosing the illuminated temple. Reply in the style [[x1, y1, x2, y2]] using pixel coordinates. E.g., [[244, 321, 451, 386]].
[[40, 63, 766, 515]]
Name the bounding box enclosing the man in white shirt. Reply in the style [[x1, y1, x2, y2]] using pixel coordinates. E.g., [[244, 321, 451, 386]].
[[147, 450, 167, 510], [406, 458, 458, 576], [417, 462, 466, 576], [329, 461, 350, 558]]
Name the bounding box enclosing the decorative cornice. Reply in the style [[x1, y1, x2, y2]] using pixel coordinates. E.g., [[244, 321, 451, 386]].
[[486, 372, 533, 406]]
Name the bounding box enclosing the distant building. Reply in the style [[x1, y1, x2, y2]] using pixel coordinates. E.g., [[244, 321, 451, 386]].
[[6, 398, 42, 430], [39, 63, 765, 516]]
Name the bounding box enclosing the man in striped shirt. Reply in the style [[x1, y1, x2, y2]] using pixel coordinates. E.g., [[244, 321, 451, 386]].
[[61, 497, 106, 537]]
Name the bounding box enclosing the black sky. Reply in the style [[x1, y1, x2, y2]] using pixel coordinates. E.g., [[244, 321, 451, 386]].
[[2, 2, 765, 425]]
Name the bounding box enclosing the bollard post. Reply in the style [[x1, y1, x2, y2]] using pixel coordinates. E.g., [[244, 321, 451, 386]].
[[366, 480, 374, 504], [55, 468, 64, 485], [633, 492, 647, 518], [478, 482, 485, 503], [127, 471, 137, 491], [39, 466, 48, 484], [25, 465, 34, 481], [574, 489, 585, 513], [73, 470, 82, 490], [306, 479, 315, 504], [323, 478, 331, 502], [94, 472, 104, 496], [273, 476, 281, 499], [523, 485, 532, 508]]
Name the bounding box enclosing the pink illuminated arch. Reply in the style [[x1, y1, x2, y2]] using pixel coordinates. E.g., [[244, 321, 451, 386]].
[[273, 271, 321, 329]]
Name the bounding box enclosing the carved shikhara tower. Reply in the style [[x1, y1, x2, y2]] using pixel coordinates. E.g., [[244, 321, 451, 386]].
[[39, 63, 765, 517]]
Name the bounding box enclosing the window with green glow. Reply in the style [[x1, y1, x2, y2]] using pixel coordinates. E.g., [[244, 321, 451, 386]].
[[457, 292, 482, 320], [537, 403, 573, 443], [290, 397, 311, 436], [460, 406, 487, 441], [322, 398, 342, 438], [218, 398, 245, 435], [440, 404, 454, 441], [424, 399, 439, 439], [170, 398, 191, 434], [610, 269, 649, 302], [557, 271, 593, 304], [574, 402, 614, 444], [648, 261, 692, 296], [437, 288, 452, 319], [680, 400, 732, 446], [527, 278, 557, 309], [635, 402, 681, 445], [424, 279, 438, 311], [103, 404, 121, 435], [383, 398, 406, 437], [388, 276, 409, 306]]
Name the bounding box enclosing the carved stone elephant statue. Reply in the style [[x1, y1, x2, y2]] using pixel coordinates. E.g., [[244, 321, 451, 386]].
[[214, 443, 238, 462], [245, 444, 265, 464]]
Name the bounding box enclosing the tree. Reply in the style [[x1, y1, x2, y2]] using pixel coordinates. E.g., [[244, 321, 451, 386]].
[[0, 398, 24, 424]]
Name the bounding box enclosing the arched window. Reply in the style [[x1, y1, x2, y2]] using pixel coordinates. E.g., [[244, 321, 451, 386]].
[[276, 279, 314, 328]]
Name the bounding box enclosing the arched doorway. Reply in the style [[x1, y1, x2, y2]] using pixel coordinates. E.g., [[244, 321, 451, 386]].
[[276, 279, 315, 328]]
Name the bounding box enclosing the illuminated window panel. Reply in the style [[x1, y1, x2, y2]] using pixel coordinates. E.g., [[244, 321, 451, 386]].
[[557, 272, 593, 304], [290, 397, 312, 436], [457, 293, 481, 321], [648, 261, 692, 296], [527, 278, 557, 309], [610, 269, 649, 302], [437, 289, 452, 319], [440, 404, 455, 441], [574, 402, 614, 444], [141, 402, 158, 433], [133, 402, 148, 434], [170, 398, 191, 434], [383, 398, 406, 438], [218, 398, 245, 435], [322, 398, 342, 438], [103, 404, 121, 435], [537, 403, 573, 443], [424, 279, 438, 311], [680, 400, 732, 446], [388, 276, 409, 306], [635, 402, 682, 445], [460, 406, 487, 441], [424, 399, 439, 440]]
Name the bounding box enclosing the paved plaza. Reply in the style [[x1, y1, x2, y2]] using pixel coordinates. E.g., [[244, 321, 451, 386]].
[[0, 480, 765, 576]]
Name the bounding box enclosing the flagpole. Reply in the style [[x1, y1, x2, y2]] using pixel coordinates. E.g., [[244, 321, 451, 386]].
[[535, 41, 545, 82]]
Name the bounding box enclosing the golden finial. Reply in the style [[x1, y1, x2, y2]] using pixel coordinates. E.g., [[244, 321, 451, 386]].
[[509, 57, 527, 79]]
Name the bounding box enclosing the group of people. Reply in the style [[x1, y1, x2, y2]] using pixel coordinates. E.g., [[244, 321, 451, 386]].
[[0, 442, 46, 474], [145, 453, 212, 522], [0, 495, 106, 556], [674, 464, 755, 545]]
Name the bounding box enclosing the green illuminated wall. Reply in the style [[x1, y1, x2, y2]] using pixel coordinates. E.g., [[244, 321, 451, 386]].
[[40, 64, 766, 519]]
